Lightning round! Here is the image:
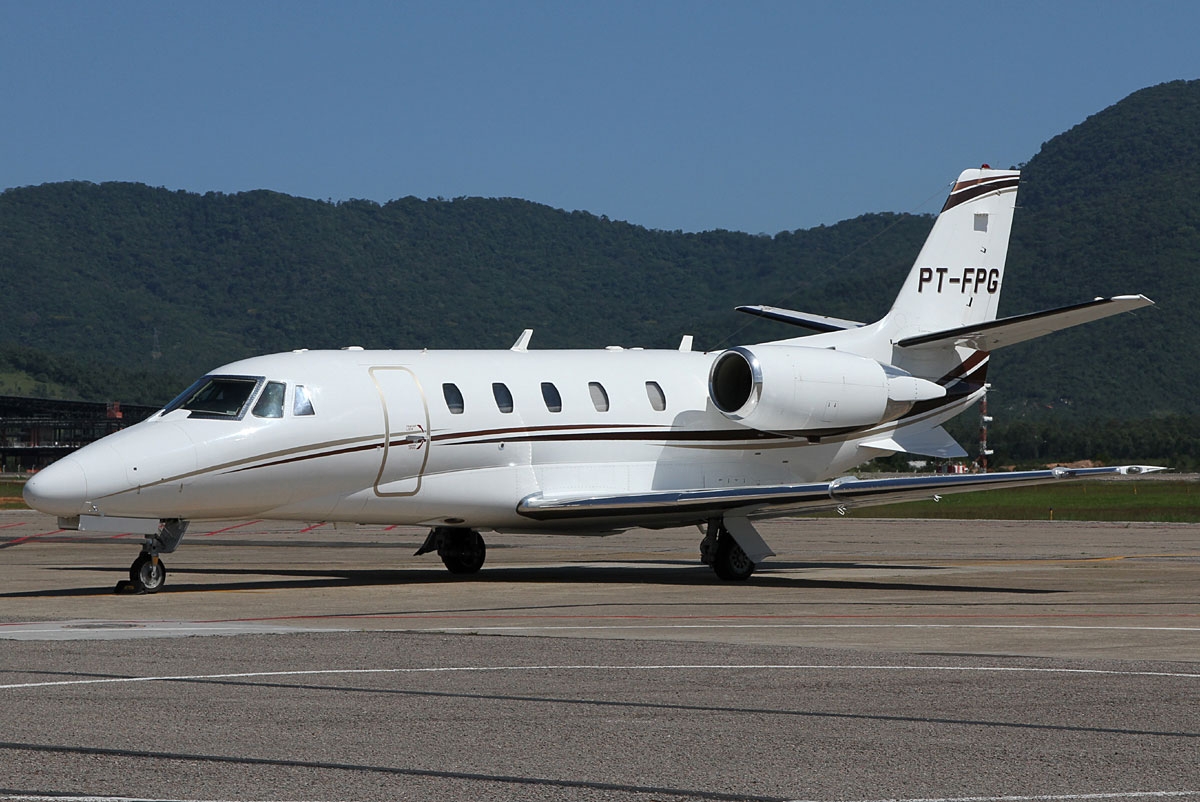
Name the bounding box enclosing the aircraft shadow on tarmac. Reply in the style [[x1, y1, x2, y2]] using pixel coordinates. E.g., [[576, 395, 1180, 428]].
[[1, 561, 1061, 597]]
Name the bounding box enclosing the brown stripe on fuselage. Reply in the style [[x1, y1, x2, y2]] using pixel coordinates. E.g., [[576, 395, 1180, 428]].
[[941, 176, 1019, 212], [158, 354, 996, 485], [896, 354, 989, 422], [936, 350, 989, 385], [429, 422, 658, 444]]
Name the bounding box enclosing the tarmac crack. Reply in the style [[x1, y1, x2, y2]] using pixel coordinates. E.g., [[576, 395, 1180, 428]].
[[0, 742, 788, 801], [165, 674, 1200, 740]]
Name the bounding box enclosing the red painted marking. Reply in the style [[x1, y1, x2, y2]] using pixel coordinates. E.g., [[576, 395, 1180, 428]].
[[0, 530, 65, 549], [0, 521, 28, 530], [109, 533, 135, 539], [298, 522, 327, 533], [200, 520, 262, 537], [383, 524, 399, 531]]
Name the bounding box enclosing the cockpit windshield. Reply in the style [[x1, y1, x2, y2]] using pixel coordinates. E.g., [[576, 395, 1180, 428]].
[[162, 375, 263, 419]]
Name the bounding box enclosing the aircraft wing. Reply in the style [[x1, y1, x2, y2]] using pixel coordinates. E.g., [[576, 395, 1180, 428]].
[[735, 305, 866, 333], [517, 465, 1164, 523], [896, 295, 1153, 351]]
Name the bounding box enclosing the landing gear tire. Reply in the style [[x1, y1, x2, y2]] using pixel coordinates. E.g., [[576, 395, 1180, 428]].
[[127, 553, 167, 593], [438, 528, 487, 575], [711, 533, 755, 581]]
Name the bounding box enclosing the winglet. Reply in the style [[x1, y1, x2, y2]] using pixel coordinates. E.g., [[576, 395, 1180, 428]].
[[678, 335, 694, 352], [511, 329, 534, 352], [1111, 465, 1168, 475]]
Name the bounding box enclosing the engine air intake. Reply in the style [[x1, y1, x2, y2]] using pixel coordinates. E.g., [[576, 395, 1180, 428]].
[[709, 347, 759, 417], [707, 344, 946, 434]]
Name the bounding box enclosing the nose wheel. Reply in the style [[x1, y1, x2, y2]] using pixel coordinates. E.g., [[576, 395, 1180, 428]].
[[117, 553, 167, 594], [114, 519, 187, 594]]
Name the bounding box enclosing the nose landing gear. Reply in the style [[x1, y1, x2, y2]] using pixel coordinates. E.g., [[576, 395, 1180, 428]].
[[128, 553, 167, 593], [115, 518, 189, 594]]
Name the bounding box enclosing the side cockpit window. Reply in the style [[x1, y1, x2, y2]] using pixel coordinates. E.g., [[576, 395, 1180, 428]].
[[163, 376, 262, 420], [293, 385, 316, 416], [252, 381, 286, 418]]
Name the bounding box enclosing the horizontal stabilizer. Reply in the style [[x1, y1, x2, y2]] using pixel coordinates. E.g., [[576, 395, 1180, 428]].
[[517, 465, 1165, 522], [736, 305, 865, 333], [861, 425, 967, 458], [896, 295, 1153, 351]]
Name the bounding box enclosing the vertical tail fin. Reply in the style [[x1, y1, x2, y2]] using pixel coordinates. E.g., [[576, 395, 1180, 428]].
[[883, 167, 1020, 342]]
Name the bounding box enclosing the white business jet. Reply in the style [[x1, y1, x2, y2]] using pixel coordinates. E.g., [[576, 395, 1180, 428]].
[[24, 167, 1158, 592]]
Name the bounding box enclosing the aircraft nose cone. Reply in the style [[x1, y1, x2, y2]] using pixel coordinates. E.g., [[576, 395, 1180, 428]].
[[23, 458, 88, 517]]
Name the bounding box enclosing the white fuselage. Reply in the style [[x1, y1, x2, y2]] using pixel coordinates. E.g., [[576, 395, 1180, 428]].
[[17, 167, 1162, 592], [28, 346, 978, 532]]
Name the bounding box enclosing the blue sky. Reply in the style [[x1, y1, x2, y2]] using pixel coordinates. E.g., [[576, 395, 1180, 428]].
[[3, 1, 1199, 234]]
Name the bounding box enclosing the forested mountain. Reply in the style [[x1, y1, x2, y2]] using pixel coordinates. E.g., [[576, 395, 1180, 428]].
[[998, 79, 1200, 420], [0, 186, 931, 400], [1, 80, 1196, 442]]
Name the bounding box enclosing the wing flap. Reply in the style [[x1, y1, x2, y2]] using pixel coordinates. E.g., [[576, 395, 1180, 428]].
[[896, 295, 1153, 351], [516, 465, 1164, 522]]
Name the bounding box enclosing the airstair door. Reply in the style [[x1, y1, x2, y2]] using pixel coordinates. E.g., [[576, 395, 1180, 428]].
[[370, 366, 430, 496]]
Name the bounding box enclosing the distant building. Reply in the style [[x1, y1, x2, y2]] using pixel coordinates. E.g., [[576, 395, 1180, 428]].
[[0, 396, 160, 472]]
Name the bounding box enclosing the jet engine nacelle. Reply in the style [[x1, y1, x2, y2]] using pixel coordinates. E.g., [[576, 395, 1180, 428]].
[[707, 345, 946, 433]]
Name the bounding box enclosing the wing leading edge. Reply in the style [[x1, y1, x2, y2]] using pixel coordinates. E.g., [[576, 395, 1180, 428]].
[[517, 465, 1164, 523]]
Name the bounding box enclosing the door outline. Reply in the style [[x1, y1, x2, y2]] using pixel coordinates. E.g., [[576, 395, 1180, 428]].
[[370, 366, 431, 497]]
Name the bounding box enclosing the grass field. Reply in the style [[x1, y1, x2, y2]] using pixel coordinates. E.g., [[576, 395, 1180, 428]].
[[0, 480, 26, 509], [3, 477, 1199, 521], [837, 479, 1200, 522]]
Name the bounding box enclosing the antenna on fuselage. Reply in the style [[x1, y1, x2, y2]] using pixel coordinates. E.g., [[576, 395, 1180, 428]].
[[511, 329, 533, 352]]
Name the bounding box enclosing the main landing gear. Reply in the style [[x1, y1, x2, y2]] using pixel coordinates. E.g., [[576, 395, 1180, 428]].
[[699, 520, 756, 581], [415, 526, 487, 574], [116, 519, 189, 594]]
